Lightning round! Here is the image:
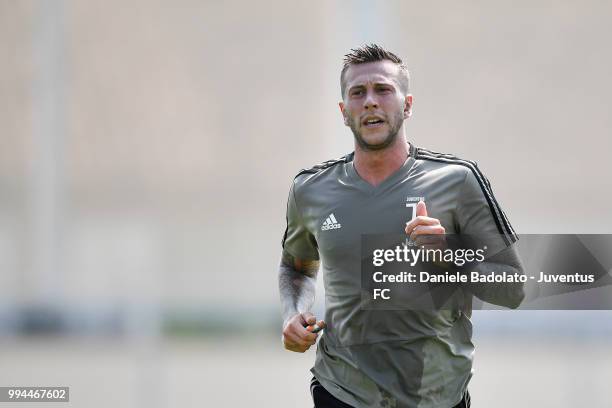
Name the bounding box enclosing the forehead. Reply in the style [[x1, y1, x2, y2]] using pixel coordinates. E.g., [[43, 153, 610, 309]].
[[344, 60, 401, 88]]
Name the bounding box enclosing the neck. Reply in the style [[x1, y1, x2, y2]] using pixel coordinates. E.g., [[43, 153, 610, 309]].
[[353, 133, 410, 187]]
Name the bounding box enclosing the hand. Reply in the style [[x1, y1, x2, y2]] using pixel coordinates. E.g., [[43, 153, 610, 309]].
[[404, 201, 446, 249], [282, 312, 326, 353]]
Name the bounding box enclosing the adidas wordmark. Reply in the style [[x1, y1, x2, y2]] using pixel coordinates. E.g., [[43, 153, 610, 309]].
[[321, 213, 342, 231]]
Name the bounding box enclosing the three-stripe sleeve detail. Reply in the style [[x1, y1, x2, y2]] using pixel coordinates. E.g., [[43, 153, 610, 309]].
[[415, 147, 518, 246]]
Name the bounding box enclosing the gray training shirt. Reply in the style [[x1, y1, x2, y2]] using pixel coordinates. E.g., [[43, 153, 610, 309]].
[[282, 143, 518, 408]]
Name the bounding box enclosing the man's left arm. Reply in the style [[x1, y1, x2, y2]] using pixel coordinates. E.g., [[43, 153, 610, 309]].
[[454, 166, 525, 309], [406, 167, 525, 309]]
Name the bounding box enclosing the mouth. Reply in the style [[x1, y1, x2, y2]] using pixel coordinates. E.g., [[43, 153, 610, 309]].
[[362, 116, 386, 128]]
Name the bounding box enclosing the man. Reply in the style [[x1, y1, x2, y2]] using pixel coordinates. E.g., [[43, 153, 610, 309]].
[[279, 44, 524, 408]]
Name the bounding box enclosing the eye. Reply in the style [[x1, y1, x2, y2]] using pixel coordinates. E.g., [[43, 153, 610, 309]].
[[377, 87, 392, 94], [350, 89, 364, 97]]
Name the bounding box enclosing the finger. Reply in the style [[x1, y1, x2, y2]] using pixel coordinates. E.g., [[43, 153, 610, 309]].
[[413, 234, 443, 245], [413, 234, 447, 252], [285, 321, 315, 344], [283, 334, 300, 350], [413, 236, 447, 250], [416, 201, 428, 217], [405, 216, 440, 231], [286, 330, 314, 348], [410, 226, 446, 242], [410, 225, 445, 237], [283, 329, 304, 347], [301, 331, 318, 343], [290, 322, 318, 343], [405, 216, 441, 235], [306, 324, 320, 333], [283, 319, 317, 350], [306, 320, 326, 334], [301, 312, 316, 326]]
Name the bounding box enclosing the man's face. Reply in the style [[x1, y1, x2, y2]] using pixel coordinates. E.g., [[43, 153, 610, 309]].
[[340, 60, 412, 151]]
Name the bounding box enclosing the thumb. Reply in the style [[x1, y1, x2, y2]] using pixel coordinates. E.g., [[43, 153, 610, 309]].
[[301, 312, 316, 326], [416, 200, 428, 217]]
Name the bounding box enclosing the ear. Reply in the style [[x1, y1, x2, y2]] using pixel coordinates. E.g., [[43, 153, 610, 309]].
[[339, 101, 349, 126], [404, 94, 413, 119]]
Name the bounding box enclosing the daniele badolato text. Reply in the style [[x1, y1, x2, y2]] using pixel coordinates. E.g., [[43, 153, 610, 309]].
[[369, 244, 595, 300]]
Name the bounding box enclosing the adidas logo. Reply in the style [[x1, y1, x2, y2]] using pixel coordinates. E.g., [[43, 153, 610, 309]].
[[321, 213, 342, 231]]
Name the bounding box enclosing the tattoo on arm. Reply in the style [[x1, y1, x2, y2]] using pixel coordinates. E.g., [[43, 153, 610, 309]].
[[278, 250, 320, 325]]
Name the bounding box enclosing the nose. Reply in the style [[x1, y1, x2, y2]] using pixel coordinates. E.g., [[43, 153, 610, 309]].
[[363, 91, 378, 110]]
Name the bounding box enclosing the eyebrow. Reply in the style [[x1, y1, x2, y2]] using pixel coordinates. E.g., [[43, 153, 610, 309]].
[[348, 82, 394, 92]]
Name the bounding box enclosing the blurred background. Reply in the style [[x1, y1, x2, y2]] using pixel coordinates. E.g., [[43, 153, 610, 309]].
[[1, 0, 611, 407]]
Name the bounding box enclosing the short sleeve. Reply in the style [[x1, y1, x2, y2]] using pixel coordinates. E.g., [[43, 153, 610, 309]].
[[281, 181, 320, 260], [456, 167, 518, 256]]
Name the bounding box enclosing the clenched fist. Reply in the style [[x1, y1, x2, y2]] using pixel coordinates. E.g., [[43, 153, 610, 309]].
[[282, 312, 326, 353], [404, 201, 446, 249]]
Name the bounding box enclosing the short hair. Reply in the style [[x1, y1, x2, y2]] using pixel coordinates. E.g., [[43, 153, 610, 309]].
[[340, 44, 410, 97]]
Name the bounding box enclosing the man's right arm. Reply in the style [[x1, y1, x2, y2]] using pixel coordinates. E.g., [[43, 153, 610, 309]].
[[278, 249, 325, 353]]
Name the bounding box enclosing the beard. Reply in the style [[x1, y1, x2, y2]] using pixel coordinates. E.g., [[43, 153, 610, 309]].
[[348, 110, 404, 151]]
